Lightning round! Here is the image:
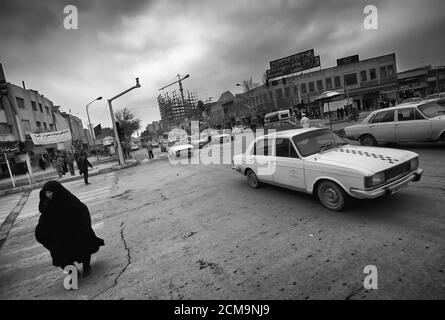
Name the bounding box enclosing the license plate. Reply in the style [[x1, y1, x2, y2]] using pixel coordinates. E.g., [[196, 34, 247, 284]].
[[391, 183, 408, 195]]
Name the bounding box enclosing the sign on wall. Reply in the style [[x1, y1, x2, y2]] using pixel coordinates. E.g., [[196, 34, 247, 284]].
[[267, 49, 320, 80], [30, 129, 72, 145]]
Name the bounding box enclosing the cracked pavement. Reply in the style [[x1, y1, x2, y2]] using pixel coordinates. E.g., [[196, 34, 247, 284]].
[[0, 144, 444, 299]]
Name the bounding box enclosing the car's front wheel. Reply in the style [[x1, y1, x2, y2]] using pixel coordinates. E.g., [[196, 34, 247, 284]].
[[316, 180, 348, 211], [246, 169, 260, 188], [360, 134, 377, 146]]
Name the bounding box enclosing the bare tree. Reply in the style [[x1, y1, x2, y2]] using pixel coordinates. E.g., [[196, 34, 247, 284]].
[[241, 77, 260, 92], [114, 107, 141, 143]]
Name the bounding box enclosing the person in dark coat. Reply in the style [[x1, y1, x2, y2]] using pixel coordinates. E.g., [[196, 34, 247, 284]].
[[78, 153, 93, 185], [35, 181, 104, 277]]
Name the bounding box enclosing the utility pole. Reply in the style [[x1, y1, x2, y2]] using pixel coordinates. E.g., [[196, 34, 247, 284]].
[[108, 78, 141, 165], [86, 97, 102, 160]]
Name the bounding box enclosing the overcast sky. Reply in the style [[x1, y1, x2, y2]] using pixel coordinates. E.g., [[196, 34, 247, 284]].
[[1, 0, 444, 130]]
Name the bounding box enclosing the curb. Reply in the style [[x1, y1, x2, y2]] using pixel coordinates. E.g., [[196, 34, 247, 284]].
[[0, 160, 141, 197]]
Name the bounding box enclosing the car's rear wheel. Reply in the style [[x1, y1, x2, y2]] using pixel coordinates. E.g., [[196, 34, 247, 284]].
[[317, 180, 348, 211], [360, 134, 377, 146], [246, 169, 260, 188]]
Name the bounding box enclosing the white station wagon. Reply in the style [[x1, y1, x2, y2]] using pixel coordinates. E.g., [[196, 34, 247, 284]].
[[344, 100, 445, 146], [232, 128, 423, 211]]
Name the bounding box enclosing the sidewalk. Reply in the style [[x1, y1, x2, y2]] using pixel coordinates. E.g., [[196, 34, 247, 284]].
[[0, 157, 140, 196]]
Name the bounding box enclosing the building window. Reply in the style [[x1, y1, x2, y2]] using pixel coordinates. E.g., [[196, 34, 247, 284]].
[[49, 124, 54, 131], [325, 78, 332, 90], [43, 122, 47, 130], [31, 101, 37, 111], [370, 68, 377, 80], [0, 124, 12, 134], [301, 83, 307, 94], [387, 65, 395, 77], [45, 106, 50, 115], [308, 82, 315, 92], [344, 73, 358, 86], [360, 71, 367, 82], [39, 103, 43, 113], [334, 76, 341, 88], [21, 120, 31, 133], [36, 121, 41, 128], [316, 80, 323, 91], [275, 88, 283, 99], [16, 97, 25, 109], [380, 66, 387, 78], [269, 91, 273, 101], [284, 87, 290, 97]]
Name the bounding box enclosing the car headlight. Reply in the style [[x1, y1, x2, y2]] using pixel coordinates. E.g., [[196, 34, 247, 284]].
[[410, 157, 419, 170], [364, 172, 386, 188]]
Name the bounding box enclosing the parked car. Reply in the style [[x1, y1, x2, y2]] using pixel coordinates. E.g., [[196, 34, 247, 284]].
[[168, 143, 194, 159], [265, 119, 301, 133], [130, 143, 139, 151], [399, 97, 423, 104], [232, 128, 423, 211], [344, 101, 445, 146], [188, 135, 209, 149]]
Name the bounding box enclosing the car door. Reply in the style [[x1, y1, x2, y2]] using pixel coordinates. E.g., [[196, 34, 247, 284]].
[[395, 107, 432, 142], [272, 138, 306, 190], [369, 109, 396, 142], [252, 138, 274, 183]]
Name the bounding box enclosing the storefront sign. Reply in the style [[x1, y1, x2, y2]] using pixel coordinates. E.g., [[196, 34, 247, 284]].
[[30, 129, 72, 145], [323, 98, 353, 113]]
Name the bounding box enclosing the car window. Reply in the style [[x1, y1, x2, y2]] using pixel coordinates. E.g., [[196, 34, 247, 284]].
[[418, 102, 445, 118], [371, 110, 394, 123], [292, 129, 345, 157], [275, 138, 289, 157], [254, 139, 271, 156], [397, 108, 425, 121]]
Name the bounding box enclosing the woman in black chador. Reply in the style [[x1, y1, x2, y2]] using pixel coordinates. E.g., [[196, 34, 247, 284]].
[[35, 181, 104, 277]]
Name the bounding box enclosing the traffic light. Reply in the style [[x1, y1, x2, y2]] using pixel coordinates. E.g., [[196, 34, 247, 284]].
[[18, 142, 25, 153], [116, 122, 125, 142], [0, 81, 8, 97]]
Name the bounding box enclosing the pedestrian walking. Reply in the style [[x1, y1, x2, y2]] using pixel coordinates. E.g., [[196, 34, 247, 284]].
[[78, 153, 93, 185], [65, 152, 75, 176], [146, 141, 154, 159], [54, 156, 64, 178], [300, 113, 310, 128], [35, 181, 104, 277], [39, 156, 47, 171]]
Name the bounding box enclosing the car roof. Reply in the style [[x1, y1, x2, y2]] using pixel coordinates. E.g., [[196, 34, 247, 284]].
[[261, 127, 322, 139], [374, 100, 438, 112]]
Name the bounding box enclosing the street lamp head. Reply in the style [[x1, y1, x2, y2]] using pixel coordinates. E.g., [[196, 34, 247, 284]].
[[236, 83, 241, 86], [136, 77, 141, 87], [96, 97, 102, 101]]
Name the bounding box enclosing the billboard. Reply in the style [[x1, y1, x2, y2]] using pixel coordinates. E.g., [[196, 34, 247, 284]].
[[30, 129, 72, 145], [269, 49, 314, 69], [337, 55, 359, 66], [266, 55, 320, 79]]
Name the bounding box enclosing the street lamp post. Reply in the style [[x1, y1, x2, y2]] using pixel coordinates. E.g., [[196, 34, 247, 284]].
[[86, 96, 102, 160], [108, 78, 141, 165]]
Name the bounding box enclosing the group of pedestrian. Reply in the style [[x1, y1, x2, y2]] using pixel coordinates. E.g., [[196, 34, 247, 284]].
[[50, 151, 93, 185], [52, 152, 76, 178], [336, 107, 349, 120]]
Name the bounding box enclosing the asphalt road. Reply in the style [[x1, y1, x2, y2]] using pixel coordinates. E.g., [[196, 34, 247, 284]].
[[0, 142, 444, 299]]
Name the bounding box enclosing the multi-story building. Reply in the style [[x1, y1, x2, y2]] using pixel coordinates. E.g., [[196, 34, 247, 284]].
[[386, 65, 445, 100], [236, 53, 399, 121], [0, 63, 90, 176], [158, 91, 200, 128]]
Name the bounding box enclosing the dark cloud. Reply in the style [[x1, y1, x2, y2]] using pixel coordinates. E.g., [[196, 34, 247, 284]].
[[0, 0, 444, 127]]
